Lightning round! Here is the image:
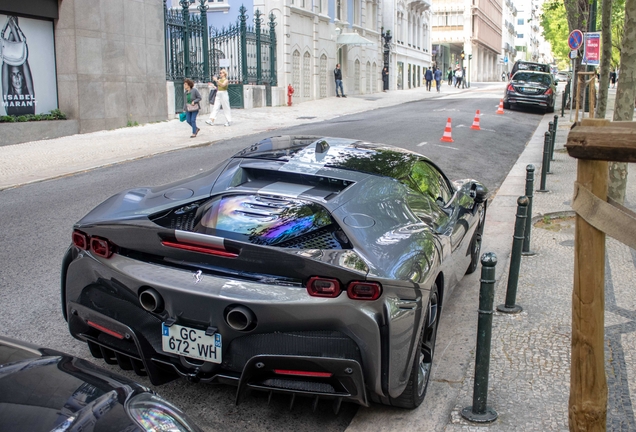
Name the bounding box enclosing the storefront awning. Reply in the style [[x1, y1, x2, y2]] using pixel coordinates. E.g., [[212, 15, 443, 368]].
[[336, 33, 375, 50]]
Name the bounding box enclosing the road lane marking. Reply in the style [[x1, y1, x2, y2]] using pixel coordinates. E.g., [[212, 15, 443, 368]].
[[417, 142, 428, 146]]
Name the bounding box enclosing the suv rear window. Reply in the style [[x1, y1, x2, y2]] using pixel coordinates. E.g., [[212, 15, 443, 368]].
[[512, 72, 553, 85]]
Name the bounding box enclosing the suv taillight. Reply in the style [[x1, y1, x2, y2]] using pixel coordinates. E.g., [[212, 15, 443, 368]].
[[306, 277, 341, 298], [545, 88, 553, 95], [507, 84, 515, 92], [347, 282, 382, 300]]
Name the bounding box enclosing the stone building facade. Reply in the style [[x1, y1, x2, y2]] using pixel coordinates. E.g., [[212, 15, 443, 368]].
[[431, 0, 502, 83], [254, 0, 384, 101], [383, 0, 432, 91]]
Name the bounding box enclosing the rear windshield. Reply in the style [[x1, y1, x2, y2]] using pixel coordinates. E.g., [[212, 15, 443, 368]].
[[197, 194, 333, 246], [512, 72, 552, 85], [514, 62, 550, 73]]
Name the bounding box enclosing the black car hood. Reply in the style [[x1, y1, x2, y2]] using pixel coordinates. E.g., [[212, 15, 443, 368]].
[[0, 338, 141, 432]]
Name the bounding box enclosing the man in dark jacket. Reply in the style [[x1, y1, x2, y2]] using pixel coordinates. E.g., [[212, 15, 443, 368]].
[[334, 64, 346, 97], [434, 68, 443, 92], [425, 67, 433, 91]]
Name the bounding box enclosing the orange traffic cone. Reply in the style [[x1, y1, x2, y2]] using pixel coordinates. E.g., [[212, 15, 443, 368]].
[[496, 99, 505, 114], [440, 118, 454, 142], [470, 110, 481, 130]]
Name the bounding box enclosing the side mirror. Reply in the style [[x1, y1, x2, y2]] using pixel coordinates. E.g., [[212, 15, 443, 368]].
[[473, 184, 488, 203]]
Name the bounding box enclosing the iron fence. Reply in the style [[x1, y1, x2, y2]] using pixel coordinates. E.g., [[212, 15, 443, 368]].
[[165, 1, 277, 87]]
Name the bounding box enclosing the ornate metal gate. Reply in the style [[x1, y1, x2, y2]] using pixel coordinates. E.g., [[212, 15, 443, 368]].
[[165, 1, 277, 110]]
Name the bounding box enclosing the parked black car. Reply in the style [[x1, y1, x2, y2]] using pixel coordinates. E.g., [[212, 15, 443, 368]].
[[61, 136, 488, 410], [0, 336, 202, 432], [504, 71, 556, 113]]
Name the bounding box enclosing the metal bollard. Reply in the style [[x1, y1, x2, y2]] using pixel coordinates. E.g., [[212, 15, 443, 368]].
[[561, 91, 566, 117], [547, 122, 554, 172], [497, 196, 528, 314], [522, 165, 536, 256], [551, 115, 559, 161], [461, 252, 499, 423], [537, 132, 550, 193]]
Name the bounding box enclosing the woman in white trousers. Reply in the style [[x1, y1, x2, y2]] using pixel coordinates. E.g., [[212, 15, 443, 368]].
[[206, 69, 232, 126]]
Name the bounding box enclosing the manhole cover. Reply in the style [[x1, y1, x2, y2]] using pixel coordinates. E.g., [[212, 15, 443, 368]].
[[297, 116, 317, 119]]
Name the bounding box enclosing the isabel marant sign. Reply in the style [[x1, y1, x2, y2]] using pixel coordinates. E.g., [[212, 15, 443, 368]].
[[0, 14, 57, 116]]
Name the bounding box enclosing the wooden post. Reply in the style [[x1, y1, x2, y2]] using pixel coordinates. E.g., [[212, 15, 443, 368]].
[[568, 119, 609, 431]]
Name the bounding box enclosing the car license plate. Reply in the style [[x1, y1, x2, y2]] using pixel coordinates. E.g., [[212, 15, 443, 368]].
[[161, 323, 222, 363]]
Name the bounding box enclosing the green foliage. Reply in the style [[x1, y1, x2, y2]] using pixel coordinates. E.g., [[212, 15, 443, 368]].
[[541, 1, 571, 70], [0, 109, 68, 123]]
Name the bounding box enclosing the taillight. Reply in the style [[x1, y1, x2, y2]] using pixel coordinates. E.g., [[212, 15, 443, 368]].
[[90, 237, 113, 258], [72, 230, 89, 250], [274, 369, 333, 378], [507, 84, 515, 92], [306, 277, 341, 298], [87, 320, 124, 339], [347, 281, 382, 300], [545, 88, 553, 95]]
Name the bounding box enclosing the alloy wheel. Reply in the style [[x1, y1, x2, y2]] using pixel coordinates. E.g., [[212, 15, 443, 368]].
[[417, 290, 439, 396]]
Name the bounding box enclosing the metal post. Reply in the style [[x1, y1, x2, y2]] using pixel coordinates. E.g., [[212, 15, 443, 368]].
[[461, 252, 498, 423], [537, 132, 551, 193], [239, 5, 248, 84], [180, 0, 191, 79], [551, 115, 558, 161], [561, 90, 566, 118], [198, 0, 209, 81], [547, 121, 554, 172], [497, 197, 528, 314], [268, 12, 277, 87], [255, 9, 263, 85], [522, 165, 536, 256]]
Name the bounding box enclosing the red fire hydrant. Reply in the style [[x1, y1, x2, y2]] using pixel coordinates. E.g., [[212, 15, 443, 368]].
[[287, 84, 294, 106]]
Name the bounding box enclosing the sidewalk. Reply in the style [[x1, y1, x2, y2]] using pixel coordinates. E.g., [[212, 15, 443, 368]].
[[0, 82, 473, 190]]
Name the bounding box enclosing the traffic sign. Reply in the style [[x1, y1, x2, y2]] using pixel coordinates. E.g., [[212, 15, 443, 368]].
[[504, 56, 508, 64], [570, 50, 578, 59], [568, 30, 583, 50]]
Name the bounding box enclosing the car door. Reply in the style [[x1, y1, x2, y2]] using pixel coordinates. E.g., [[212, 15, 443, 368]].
[[408, 161, 470, 284]]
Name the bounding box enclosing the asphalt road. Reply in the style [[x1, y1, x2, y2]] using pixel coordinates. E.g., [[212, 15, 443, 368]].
[[0, 87, 543, 431]]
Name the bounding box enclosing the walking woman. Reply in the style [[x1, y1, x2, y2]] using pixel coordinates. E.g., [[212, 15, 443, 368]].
[[206, 69, 232, 126], [183, 79, 201, 138]]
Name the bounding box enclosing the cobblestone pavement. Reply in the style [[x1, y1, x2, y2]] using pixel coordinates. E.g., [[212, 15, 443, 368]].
[[445, 88, 636, 431]]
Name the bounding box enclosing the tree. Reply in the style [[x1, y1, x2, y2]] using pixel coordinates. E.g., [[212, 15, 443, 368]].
[[596, 0, 613, 119], [608, 0, 636, 204], [541, 1, 572, 69]]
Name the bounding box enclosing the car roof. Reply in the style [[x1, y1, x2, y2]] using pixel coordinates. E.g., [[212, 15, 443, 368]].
[[233, 135, 441, 182]]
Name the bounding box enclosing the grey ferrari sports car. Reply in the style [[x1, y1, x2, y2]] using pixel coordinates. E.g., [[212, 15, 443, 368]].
[[62, 136, 487, 410]]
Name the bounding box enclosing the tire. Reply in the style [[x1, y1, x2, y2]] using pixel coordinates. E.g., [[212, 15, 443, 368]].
[[546, 103, 555, 113], [466, 212, 485, 275], [503, 101, 511, 110], [388, 283, 440, 409]]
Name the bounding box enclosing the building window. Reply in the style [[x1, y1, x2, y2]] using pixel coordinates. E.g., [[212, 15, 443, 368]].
[[355, 59, 360, 92], [293, 50, 300, 100], [320, 55, 327, 98], [336, 0, 342, 20], [517, 33, 524, 38], [303, 51, 311, 98], [518, 18, 524, 25], [372, 62, 377, 92], [366, 61, 371, 93]]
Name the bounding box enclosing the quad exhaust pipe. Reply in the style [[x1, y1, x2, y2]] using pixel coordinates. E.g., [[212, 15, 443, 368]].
[[226, 305, 255, 331], [139, 288, 164, 313]]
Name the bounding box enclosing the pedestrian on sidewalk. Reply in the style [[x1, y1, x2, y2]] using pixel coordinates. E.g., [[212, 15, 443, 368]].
[[610, 69, 617, 88], [207, 69, 232, 127], [425, 67, 433, 91], [434, 67, 442, 93], [334, 64, 346, 97], [183, 79, 201, 138], [454, 67, 463, 88], [382, 66, 389, 92], [447, 67, 453, 86]]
